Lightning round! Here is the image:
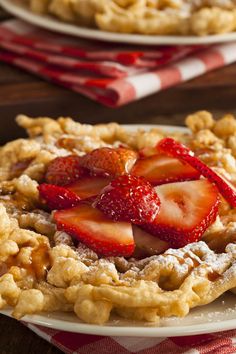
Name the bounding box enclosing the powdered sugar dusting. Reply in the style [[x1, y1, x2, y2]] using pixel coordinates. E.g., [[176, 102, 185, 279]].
[[161, 293, 236, 327]]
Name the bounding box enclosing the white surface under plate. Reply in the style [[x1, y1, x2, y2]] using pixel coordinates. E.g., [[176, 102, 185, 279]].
[[2, 0, 236, 45], [0, 124, 235, 336]]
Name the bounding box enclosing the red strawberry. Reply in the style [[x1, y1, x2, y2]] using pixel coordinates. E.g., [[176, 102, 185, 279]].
[[157, 137, 192, 157], [67, 176, 111, 200], [45, 155, 87, 186], [95, 175, 161, 224], [158, 137, 236, 207], [131, 154, 200, 185], [79, 147, 138, 177], [139, 147, 159, 157], [133, 226, 169, 256], [54, 203, 134, 257], [143, 180, 219, 248], [38, 184, 80, 210]]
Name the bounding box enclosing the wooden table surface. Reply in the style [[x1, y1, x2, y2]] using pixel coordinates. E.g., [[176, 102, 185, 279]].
[[1, 60, 236, 144], [1, 7, 236, 354]]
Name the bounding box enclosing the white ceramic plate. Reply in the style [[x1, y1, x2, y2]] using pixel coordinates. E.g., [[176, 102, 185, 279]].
[[2, 0, 236, 45], [0, 123, 235, 336], [1, 293, 236, 337]]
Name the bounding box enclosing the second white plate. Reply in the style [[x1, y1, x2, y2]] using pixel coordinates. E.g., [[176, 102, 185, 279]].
[[2, 0, 236, 45]]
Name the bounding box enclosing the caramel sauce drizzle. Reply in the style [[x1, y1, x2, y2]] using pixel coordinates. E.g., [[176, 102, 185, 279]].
[[56, 137, 79, 151], [31, 242, 51, 280], [207, 271, 221, 282], [6, 241, 51, 281], [183, 252, 201, 267]]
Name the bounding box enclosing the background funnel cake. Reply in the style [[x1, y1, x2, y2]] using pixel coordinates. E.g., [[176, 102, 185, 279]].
[[21, 0, 236, 36]]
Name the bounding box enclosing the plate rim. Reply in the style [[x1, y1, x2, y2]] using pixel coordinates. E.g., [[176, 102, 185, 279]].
[[1, 297, 236, 337], [0, 122, 235, 336], [2, 0, 236, 45]]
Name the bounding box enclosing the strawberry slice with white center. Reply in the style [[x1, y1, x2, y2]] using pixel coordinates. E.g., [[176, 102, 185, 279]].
[[54, 203, 134, 257], [133, 226, 169, 256], [131, 154, 200, 185], [66, 176, 111, 200], [143, 179, 219, 248], [139, 147, 159, 157], [158, 137, 236, 207]]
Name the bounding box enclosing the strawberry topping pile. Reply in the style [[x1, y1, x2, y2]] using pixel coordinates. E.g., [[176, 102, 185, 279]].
[[38, 137, 235, 257]]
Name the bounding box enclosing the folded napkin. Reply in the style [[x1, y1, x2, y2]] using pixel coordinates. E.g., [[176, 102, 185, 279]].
[[1, 19, 236, 107], [25, 323, 236, 354]]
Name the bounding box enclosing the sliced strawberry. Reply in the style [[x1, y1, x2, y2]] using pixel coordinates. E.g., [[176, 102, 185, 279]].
[[133, 226, 169, 256], [79, 147, 138, 177], [95, 175, 161, 224], [158, 137, 192, 157], [66, 176, 111, 200], [131, 154, 200, 185], [54, 203, 134, 257], [45, 155, 87, 186], [38, 184, 80, 210], [139, 147, 159, 157], [143, 180, 219, 248], [158, 137, 236, 207]]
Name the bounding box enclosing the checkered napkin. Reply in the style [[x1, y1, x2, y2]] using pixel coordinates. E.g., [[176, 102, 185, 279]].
[[25, 323, 236, 354], [1, 19, 236, 107]]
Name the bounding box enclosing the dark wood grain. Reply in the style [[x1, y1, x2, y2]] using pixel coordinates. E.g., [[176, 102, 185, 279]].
[[0, 315, 62, 354], [1, 7, 236, 353], [0, 7, 11, 20]]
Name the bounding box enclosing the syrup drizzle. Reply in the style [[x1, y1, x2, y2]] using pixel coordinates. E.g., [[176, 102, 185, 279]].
[[5, 241, 51, 280]]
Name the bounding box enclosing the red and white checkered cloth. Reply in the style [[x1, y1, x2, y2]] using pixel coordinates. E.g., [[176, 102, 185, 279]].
[[1, 19, 236, 107], [25, 323, 236, 354]]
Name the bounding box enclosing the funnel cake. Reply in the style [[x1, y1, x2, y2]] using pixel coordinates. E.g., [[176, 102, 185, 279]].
[[0, 111, 235, 325], [21, 0, 236, 36]]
